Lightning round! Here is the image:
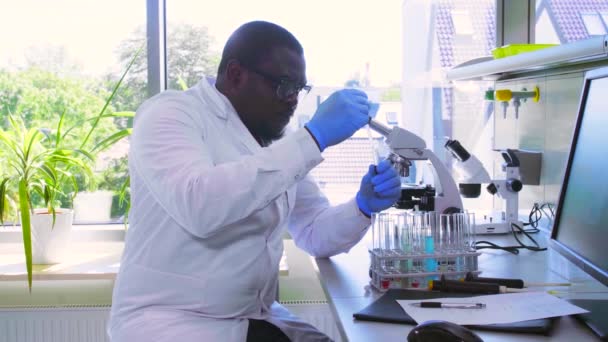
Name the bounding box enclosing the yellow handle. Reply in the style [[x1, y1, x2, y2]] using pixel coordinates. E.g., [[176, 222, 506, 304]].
[[533, 86, 540, 102], [495, 89, 512, 102]]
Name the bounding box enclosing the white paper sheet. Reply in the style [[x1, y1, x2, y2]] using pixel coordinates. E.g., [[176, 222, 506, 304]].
[[397, 292, 589, 326]]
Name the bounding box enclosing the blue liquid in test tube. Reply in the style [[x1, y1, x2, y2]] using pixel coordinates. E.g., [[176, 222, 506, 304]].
[[424, 234, 437, 286]]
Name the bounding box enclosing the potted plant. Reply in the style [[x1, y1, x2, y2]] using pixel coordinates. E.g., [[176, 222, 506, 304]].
[[0, 112, 95, 282], [0, 52, 138, 291], [73, 155, 131, 224]]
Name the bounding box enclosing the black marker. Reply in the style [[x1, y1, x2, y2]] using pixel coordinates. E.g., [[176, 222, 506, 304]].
[[410, 302, 486, 309]]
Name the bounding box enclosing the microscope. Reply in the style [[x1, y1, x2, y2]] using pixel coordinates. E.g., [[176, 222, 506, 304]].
[[445, 140, 524, 234], [368, 120, 463, 214]]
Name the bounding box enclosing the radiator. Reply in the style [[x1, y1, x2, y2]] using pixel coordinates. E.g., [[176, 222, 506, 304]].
[[0, 305, 111, 342], [0, 302, 341, 342]]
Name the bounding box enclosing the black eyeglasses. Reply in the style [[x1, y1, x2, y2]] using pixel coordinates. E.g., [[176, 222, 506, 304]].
[[241, 63, 312, 100]]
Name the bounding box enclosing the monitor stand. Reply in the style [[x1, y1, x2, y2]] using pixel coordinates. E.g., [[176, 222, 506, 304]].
[[567, 299, 608, 340]]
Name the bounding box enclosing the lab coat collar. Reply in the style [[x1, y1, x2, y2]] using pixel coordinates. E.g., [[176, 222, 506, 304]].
[[195, 76, 231, 120], [196, 77, 263, 153]]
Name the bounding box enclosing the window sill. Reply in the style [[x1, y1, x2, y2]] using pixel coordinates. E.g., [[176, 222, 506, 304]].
[[0, 224, 126, 243], [0, 240, 124, 282], [0, 225, 289, 282]]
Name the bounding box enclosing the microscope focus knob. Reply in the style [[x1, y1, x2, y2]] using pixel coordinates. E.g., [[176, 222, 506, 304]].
[[507, 179, 523, 192], [486, 183, 498, 195]]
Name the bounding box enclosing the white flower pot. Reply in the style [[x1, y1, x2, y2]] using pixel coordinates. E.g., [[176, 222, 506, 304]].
[[73, 191, 113, 223], [29, 208, 74, 264]]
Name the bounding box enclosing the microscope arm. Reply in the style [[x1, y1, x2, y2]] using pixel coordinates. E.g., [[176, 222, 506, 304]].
[[368, 119, 463, 213], [369, 120, 427, 150]]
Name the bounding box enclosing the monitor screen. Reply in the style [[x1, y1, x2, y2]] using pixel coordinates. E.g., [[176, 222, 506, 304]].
[[550, 67, 608, 287]]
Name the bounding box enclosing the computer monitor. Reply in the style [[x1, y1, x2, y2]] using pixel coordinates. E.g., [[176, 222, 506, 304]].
[[550, 66, 608, 339]]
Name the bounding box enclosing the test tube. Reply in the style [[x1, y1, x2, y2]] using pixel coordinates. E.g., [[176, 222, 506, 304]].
[[382, 213, 395, 271], [372, 212, 391, 271], [380, 212, 391, 255], [396, 212, 412, 274], [391, 212, 402, 256], [439, 214, 452, 253], [400, 212, 412, 255], [463, 211, 477, 252], [405, 212, 420, 273], [371, 212, 383, 254], [422, 212, 438, 279], [411, 212, 424, 255], [453, 213, 465, 252], [421, 212, 438, 255], [388, 211, 402, 272]]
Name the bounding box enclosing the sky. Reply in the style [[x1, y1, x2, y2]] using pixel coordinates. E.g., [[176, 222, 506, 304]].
[[0, 0, 403, 87]]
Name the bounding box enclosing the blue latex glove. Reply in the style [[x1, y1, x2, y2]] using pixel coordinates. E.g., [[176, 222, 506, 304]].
[[356, 159, 402, 217], [305, 89, 370, 151]]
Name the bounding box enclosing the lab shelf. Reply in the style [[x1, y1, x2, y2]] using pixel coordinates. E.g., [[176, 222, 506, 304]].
[[446, 35, 608, 81]]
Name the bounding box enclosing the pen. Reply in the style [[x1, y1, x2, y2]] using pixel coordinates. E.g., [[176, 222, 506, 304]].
[[410, 301, 486, 309]]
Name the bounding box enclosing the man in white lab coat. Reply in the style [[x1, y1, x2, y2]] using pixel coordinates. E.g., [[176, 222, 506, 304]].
[[108, 21, 401, 341]]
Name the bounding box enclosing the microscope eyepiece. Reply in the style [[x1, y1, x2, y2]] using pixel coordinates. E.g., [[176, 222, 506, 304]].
[[445, 139, 471, 162]]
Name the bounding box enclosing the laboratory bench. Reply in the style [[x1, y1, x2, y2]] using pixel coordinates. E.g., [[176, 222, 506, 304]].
[[314, 232, 608, 342]]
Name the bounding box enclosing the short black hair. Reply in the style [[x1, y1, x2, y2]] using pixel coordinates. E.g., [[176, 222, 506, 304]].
[[217, 21, 304, 74]]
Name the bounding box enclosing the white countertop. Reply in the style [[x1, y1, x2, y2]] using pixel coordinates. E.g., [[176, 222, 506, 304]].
[[313, 232, 608, 342]]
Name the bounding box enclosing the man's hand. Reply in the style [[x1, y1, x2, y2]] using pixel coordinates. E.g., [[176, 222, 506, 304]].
[[356, 159, 401, 217], [305, 89, 370, 152]]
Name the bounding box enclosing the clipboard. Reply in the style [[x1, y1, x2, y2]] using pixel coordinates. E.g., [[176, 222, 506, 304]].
[[353, 289, 556, 334]]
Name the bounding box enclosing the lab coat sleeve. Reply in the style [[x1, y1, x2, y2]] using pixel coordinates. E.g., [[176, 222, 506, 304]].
[[130, 95, 323, 239], [288, 175, 371, 258]]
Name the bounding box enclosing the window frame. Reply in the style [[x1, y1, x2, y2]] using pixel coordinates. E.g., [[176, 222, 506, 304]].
[[2, 0, 539, 241]]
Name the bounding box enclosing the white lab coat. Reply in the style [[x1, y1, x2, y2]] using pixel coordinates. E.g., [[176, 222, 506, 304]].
[[108, 77, 371, 342]]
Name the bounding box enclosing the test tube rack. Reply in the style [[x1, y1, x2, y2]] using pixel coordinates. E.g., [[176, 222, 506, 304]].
[[369, 249, 481, 291]]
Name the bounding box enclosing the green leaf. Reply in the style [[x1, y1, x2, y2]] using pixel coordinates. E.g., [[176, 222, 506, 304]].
[[31, 182, 45, 199], [80, 44, 143, 149], [118, 176, 130, 206], [18, 179, 33, 292], [0, 178, 9, 224], [49, 206, 56, 230], [72, 149, 96, 162], [177, 75, 188, 91], [44, 184, 51, 206], [38, 163, 57, 184], [55, 108, 68, 148], [0, 130, 25, 166], [109, 111, 135, 118], [61, 114, 119, 141], [123, 200, 130, 229], [23, 128, 42, 165], [91, 129, 132, 153], [69, 174, 79, 198], [118, 175, 131, 227]]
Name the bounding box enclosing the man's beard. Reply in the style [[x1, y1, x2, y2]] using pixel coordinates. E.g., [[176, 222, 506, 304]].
[[255, 124, 286, 147]]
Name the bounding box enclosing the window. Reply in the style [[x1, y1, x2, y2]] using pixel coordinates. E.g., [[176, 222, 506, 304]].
[[581, 12, 607, 36], [536, 1, 608, 43], [0, 0, 146, 225], [601, 12, 608, 27], [451, 10, 475, 36], [166, 0, 403, 204], [403, 0, 496, 154]]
